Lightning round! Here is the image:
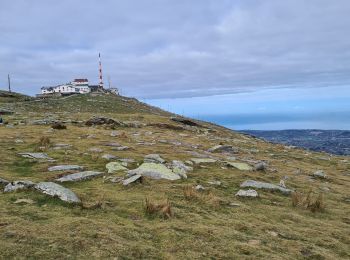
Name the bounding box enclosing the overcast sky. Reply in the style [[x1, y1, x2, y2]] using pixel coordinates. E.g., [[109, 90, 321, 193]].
[[1, 0, 350, 99]]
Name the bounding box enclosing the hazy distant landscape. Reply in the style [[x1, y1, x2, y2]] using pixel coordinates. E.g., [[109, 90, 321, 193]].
[[241, 129, 350, 156]]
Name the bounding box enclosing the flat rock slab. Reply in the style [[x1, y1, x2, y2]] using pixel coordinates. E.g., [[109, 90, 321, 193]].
[[4, 180, 35, 192], [123, 174, 142, 185], [106, 162, 128, 173], [208, 145, 238, 153], [226, 162, 253, 171], [240, 180, 292, 195], [56, 171, 103, 182], [35, 182, 81, 203], [127, 163, 180, 181], [236, 189, 258, 197], [191, 158, 217, 164], [18, 152, 53, 160], [144, 154, 165, 164], [48, 165, 84, 172]]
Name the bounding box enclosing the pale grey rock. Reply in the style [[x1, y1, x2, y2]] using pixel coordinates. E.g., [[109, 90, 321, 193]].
[[88, 147, 103, 153], [254, 162, 267, 171], [14, 198, 34, 204], [106, 162, 128, 173], [103, 142, 122, 147], [122, 174, 142, 185], [110, 131, 119, 137], [111, 146, 129, 151], [191, 158, 217, 164], [127, 163, 180, 181], [195, 185, 205, 191], [0, 178, 10, 186], [207, 180, 221, 186], [312, 170, 327, 179], [48, 165, 84, 172], [104, 176, 123, 183], [208, 145, 238, 154], [56, 171, 103, 182], [144, 154, 165, 164], [4, 180, 35, 192], [240, 180, 292, 195], [171, 160, 192, 179], [35, 182, 81, 203], [225, 162, 253, 171], [101, 154, 118, 160], [235, 189, 258, 197], [18, 152, 53, 160]]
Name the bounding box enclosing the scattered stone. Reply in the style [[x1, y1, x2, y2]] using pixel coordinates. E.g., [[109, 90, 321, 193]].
[[122, 174, 142, 186], [144, 154, 165, 164], [208, 145, 238, 154], [53, 143, 72, 150], [312, 170, 327, 179], [4, 180, 35, 192], [106, 162, 128, 173], [207, 180, 221, 186], [191, 158, 217, 164], [88, 147, 103, 153], [229, 202, 241, 207], [195, 185, 205, 191], [127, 163, 180, 181], [267, 231, 279, 237], [254, 162, 267, 171], [111, 146, 130, 151], [240, 180, 292, 195], [226, 162, 253, 171], [103, 142, 122, 147], [110, 131, 120, 137], [15, 139, 24, 143], [14, 198, 34, 205], [85, 117, 122, 126], [18, 152, 53, 160], [279, 179, 286, 188], [35, 182, 81, 203], [235, 189, 258, 197], [171, 160, 192, 179], [101, 154, 118, 160], [48, 165, 84, 172], [56, 171, 103, 182], [104, 176, 123, 183]]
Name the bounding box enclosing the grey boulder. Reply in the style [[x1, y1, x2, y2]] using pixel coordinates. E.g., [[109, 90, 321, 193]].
[[236, 189, 258, 197], [122, 174, 142, 186], [127, 163, 180, 181], [0, 178, 10, 186], [56, 171, 103, 182], [18, 152, 53, 160], [35, 182, 81, 203], [4, 180, 35, 192], [144, 154, 165, 164], [240, 180, 292, 195], [48, 165, 84, 172]]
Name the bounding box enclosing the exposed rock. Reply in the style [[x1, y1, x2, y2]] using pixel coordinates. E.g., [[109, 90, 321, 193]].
[[144, 154, 165, 164], [226, 162, 253, 171], [171, 160, 192, 179], [15, 139, 24, 143], [122, 174, 142, 185], [208, 145, 238, 154], [53, 143, 72, 150], [88, 147, 103, 153], [254, 162, 267, 171], [106, 162, 128, 173], [111, 146, 130, 151], [195, 185, 205, 191], [236, 189, 258, 197], [4, 180, 35, 192], [101, 154, 118, 160], [56, 171, 103, 182], [148, 123, 184, 131], [170, 117, 200, 127], [110, 131, 120, 137], [104, 176, 123, 183], [312, 170, 327, 179], [191, 158, 217, 164], [207, 180, 221, 186], [279, 179, 286, 188], [14, 198, 35, 204], [127, 163, 180, 181], [0, 178, 10, 186], [103, 142, 122, 147], [240, 180, 292, 195], [85, 117, 122, 126], [18, 152, 53, 160], [35, 182, 81, 203], [48, 165, 84, 172]]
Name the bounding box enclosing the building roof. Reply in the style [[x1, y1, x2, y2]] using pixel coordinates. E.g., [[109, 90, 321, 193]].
[[73, 79, 88, 82]]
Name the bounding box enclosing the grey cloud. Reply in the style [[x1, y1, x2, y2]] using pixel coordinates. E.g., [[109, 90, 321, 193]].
[[1, 0, 350, 98]]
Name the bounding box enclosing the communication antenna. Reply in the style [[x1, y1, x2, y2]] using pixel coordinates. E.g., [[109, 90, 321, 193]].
[[98, 53, 104, 88], [8, 74, 11, 92]]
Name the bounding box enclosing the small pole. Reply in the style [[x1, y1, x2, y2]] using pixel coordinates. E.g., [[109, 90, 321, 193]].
[[8, 74, 11, 92]]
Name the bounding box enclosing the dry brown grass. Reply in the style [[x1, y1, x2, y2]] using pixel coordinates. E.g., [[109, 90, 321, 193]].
[[183, 185, 199, 200], [144, 197, 173, 219], [35, 136, 51, 151], [291, 191, 325, 213], [51, 122, 67, 130]]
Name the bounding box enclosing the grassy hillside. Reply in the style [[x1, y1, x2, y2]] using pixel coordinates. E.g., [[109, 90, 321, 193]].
[[0, 93, 349, 259], [0, 90, 32, 103]]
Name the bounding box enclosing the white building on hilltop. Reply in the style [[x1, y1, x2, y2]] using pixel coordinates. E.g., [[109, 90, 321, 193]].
[[41, 79, 91, 95]]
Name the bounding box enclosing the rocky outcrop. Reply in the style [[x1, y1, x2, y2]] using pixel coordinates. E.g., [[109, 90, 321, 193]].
[[56, 171, 103, 182], [35, 182, 81, 203], [240, 180, 292, 195], [48, 165, 84, 172], [106, 162, 128, 173], [127, 163, 180, 181]]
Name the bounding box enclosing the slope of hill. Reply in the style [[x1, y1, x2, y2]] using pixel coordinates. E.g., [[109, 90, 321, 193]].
[[0, 92, 349, 259], [242, 130, 350, 156]]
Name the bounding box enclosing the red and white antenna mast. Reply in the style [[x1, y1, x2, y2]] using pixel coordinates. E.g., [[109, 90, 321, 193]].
[[98, 52, 104, 88]]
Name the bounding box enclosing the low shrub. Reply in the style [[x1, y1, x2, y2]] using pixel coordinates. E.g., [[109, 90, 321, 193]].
[[144, 197, 172, 219]]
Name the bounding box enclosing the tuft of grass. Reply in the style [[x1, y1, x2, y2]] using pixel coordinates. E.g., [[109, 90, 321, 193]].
[[144, 197, 173, 219], [291, 191, 325, 213], [35, 136, 51, 151], [51, 122, 67, 130], [183, 185, 199, 200]]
